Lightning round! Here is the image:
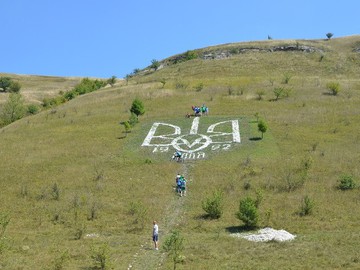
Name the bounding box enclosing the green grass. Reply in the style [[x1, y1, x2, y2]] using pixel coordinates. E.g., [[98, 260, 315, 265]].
[[1, 36, 360, 269]]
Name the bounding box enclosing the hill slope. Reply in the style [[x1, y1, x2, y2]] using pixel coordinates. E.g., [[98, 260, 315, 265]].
[[0, 35, 360, 269]]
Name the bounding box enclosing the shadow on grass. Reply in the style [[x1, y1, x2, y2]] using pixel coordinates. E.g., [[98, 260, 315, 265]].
[[322, 91, 335, 96], [195, 213, 220, 220], [249, 137, 262, 141], [117, 135, 127, 139], [225, 225, 258, 233]]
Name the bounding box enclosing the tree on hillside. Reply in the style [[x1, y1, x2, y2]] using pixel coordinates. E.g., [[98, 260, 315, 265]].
[[236, 196, 259, 228], [130, 98, 145, 119], [163, 230, 185, 270], [326, 33, 334, 40], [150, 59, 160, 71], [107, 76, 117, 87], [0, 77, 12, 92], [0, 93, 26, 126], [258, 119, 268, 139]]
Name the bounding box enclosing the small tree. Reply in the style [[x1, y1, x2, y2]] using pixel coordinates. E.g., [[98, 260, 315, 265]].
[[1, 93, 26, 126], [236, 197, 259, 228], [9, 81, 21, 93], [91, 244, 110, 270], [160, 78, 166, 88], [282, 73, 292, 84], [163, 230, 185, 270], [150, 59, 160, 70], [130, 98, 145, 119], [202, 189, 224, 219], [299, 195, 315, 216], [107, 76, 116, 87], [0, 77, 12, 92], [326, 33, 334, 40], [326, 82, 340, 96], [258, 120, 267, 139], [256, 90, 265, 100]]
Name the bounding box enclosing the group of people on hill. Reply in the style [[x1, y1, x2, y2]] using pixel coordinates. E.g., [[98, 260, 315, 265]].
[[186, 104, 209, 118], [175, 173, 187, 197]]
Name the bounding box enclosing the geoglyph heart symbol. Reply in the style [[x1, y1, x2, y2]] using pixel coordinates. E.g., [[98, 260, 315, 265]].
[[142, 117, 241, 157]]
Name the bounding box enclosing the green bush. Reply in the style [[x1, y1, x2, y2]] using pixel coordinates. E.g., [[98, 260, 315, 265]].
[[299, 195, 315, 216], [130, 98, 145, 118], [326, 82, 341, 95], [236, 197, 259, 228], [27, 104, 40, 115], [202, 189, 224, 219], [9, 81, 22, 93], [91, 244, 110, 270], [338, 174, 356, 190], [163, 230, 185, 269]]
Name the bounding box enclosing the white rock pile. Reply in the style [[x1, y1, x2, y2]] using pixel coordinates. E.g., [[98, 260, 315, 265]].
[[231, 227, 296, 242]]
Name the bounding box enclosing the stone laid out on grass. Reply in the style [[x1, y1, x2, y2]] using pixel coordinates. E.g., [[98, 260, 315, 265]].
[[230, 227, 296, 242]]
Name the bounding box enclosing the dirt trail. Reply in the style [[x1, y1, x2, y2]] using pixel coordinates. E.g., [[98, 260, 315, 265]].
[[127, 162, 192, 270]]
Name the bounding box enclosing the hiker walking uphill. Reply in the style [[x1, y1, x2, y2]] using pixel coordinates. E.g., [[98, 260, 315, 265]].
[[175, 174, 187, 197]]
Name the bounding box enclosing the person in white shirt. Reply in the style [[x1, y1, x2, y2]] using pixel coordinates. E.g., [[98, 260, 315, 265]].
[[153, 220, 159, 250]]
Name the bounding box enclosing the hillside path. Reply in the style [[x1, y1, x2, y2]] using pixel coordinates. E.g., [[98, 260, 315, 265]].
[[127, 162, 192, 270]]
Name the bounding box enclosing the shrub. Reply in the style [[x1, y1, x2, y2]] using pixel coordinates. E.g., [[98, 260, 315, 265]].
[[74, 223, 86, 240], [0, 77, 12, 92], [27, 104, 40, 115], [130, 98, 145, 118], [236, 197, 259, 228], [184, 50, 198, 60], [256, 90, 265, 100], [51, 183, 60, 200], [163, 230, 185, 269], [9, 81, 21, 93], [150, 59, 160, 70], [127, 201, 148, 230], [326, 33, 334, 40], [338, 174, 356, 190], [53, 250, 69, 270], [282, 73, 292, 84], [326, 82, 340, 95], [194, 82, 204, 92], [202, 189, 224, 219], [273, 86, 291, 100], [299, 195, 315, 216], [258, 120, 267, 139], [91, 244, 110, 270]]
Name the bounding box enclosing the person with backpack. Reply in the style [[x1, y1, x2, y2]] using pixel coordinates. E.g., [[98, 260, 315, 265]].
[[180, 176, 187, 197], [176, 175, 182, 194]]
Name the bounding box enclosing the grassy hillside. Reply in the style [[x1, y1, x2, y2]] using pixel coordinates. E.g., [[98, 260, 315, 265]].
[[0, 36, 360, 269]]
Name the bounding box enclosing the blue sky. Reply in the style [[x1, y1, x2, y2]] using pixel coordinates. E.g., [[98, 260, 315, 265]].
[[2, 0, 359, 79]]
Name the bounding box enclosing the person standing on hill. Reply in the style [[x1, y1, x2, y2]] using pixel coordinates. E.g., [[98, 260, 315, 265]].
[[152, 220, 159, 250]]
